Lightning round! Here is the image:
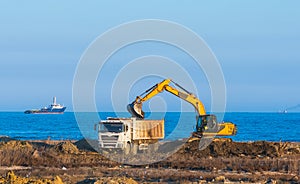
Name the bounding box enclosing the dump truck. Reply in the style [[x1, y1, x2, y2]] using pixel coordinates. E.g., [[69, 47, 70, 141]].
[[98, 117, 164, 154]]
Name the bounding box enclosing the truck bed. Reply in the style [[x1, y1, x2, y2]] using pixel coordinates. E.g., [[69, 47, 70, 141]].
[[132, 119, 164, 140]]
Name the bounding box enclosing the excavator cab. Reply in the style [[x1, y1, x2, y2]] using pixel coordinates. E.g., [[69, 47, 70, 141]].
[[195, 114, 237, 137], [195, 115, 218, 136]]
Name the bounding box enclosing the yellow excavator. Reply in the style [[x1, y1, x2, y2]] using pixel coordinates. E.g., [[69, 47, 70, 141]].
[[127, 78, 237, 138]]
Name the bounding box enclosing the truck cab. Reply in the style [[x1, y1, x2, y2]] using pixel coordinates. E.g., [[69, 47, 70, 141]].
[[98, 118, 132, 150]]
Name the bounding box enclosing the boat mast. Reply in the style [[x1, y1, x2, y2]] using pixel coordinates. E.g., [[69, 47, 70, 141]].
[[53, 97, 56, 105]]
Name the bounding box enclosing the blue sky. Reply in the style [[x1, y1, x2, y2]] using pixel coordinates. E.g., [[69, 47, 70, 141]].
[[0, 1, 299, 112]]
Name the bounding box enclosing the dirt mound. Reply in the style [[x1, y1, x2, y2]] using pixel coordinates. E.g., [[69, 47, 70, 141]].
[[94, 177, 138, 184], [207, 141, 278, 157], [0, 141, 36, 166], [0, 171, 63, 184], [0, 140, 33, 150], [53, 141, 79, 154], [0, 136, 15, 142], [177, 140, 300, 158], [75, 139, 98, 152]]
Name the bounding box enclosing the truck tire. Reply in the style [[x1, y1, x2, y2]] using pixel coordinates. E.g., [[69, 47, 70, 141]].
[[131, 143, 138, 155], [153, 143, 159, 152], [147, 143, 153, 153], [147, 143, 158, 154], [124, 142, 131, 155]]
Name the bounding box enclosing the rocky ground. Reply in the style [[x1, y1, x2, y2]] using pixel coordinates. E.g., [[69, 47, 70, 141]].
[[0, 137, 299, 183]]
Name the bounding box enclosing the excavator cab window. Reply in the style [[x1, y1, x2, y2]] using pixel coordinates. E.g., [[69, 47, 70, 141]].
[[196, 115, 217, 133]]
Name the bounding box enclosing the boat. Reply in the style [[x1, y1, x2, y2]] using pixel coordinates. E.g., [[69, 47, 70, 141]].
[[24, 97, 66, 114]]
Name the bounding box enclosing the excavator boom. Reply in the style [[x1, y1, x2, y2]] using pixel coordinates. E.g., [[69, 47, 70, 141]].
[[128, 79, 206, 118]]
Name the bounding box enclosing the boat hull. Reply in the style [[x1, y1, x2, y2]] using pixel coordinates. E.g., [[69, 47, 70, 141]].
[[24, 107, 66, 114], [24, 111, 65, 114]]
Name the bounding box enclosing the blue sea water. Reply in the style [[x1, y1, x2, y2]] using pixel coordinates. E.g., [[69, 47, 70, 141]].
[[0, 112, 299, 142]]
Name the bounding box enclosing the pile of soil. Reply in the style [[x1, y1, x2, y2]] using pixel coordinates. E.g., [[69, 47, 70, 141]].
[[74, 139, 98, 152], [0, 140, 33, 150], [0, 136, 15, 142], [53, 141, 79, 154], [177, 140, 300, 158], [0, 171, 63, 184], [94, 177, 138, 184]]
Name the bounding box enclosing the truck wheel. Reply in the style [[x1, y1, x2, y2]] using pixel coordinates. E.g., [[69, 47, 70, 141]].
[[124, 142, 131, 155], [131, 143, 138, 155], [147, 144, 155, 154], [153, 143, 159, 152]]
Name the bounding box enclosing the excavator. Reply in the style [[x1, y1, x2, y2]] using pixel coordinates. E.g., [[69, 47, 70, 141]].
[[127, 78, 237, 138]]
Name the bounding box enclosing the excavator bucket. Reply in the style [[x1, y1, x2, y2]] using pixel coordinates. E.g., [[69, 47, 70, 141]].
[[127, 102, 145, 119]]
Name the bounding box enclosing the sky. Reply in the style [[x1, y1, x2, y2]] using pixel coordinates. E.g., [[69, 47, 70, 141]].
[[0, 1, 300, 112]]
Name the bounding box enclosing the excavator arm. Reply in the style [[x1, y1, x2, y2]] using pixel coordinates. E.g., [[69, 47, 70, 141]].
[[127, 79, 237, 137], [164, 85, 206, 116], [128, 79, 206, 116]]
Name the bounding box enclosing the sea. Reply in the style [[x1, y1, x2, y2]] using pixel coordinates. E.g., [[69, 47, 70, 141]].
[[0, 112, 299, 142]]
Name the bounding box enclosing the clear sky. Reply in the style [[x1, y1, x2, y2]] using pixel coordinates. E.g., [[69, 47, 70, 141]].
[[0, 1, 299, 112]]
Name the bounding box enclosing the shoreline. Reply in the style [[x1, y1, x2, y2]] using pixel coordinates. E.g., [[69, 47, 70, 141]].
[[1, 135, 300, 144]]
